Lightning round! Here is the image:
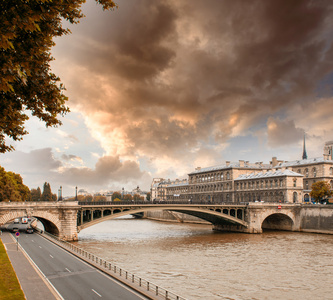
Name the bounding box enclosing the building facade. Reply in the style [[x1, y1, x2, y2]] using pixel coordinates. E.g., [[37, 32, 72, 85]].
[[150, 141, 333, 203]]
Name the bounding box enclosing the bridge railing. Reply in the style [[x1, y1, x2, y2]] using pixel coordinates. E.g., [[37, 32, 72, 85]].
[[37, 229, 186, 300], [78, 200, 247, 206]]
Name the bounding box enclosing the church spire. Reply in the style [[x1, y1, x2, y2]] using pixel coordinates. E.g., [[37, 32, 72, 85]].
[[302, 133, 308, 160]]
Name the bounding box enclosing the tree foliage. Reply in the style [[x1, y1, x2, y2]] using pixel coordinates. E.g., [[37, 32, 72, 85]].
[[41, 182, 52, 201], [146, 192, 151, 201], [30, 187, 41, 201], [0, 166, 31, 202], [112, 191, 121, 200], [123, 194, 133, 201], [133, 193, 143, 201], [310, 181, 332, 203], [0, 0, 117, 153]]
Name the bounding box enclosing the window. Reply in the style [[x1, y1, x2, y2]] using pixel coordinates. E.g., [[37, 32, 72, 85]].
[[313, 168, 317, 177], [293, 179, 297, 187], [226, 172, 230, 180], [305, 168, 309, 177], [305, 181, 309, 190], [330, 167, 333, 175]]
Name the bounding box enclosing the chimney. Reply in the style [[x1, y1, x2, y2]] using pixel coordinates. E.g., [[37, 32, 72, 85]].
[[271, 157, 278, 167], [195, 167, 201, 171], [239, 160, 244, 167], [226, 161, 230, 167]]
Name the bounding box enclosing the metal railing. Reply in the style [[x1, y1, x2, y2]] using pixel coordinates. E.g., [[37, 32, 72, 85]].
[[37, 229, 186, 300]]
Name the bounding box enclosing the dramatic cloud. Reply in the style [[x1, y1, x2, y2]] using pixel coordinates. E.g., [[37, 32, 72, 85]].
[[53, 1, 333, 162], [1, 148, 149, 196], [2, 0, 333, 195], [267, 117, 304, 147]]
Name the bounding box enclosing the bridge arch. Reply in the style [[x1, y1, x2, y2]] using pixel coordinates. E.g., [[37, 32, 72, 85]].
[[0, 210, 61, 236], [261, 213, 294, 231], [78, 206, 248, 232]]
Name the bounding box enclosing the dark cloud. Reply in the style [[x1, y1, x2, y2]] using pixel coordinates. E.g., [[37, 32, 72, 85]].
[[267, 117, 304, 147], [53, 0, 333, 169]]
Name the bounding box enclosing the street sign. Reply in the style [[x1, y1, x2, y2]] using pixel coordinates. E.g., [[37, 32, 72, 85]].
[[277, 205, 282, 209], [15, 232, 20, 237]]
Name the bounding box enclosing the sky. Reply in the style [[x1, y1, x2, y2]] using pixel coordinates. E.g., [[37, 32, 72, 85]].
[[2, 0, 333, 197]]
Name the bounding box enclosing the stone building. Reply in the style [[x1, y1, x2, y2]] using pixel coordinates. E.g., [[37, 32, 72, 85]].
[[150, 141, 333, 203], [166, 179, 189, 201], [234, 170, 303, 203], [187, 161, 270, 203]]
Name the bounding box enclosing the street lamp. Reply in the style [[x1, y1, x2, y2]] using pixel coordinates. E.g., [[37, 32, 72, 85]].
[[75, 186, 78, 201]]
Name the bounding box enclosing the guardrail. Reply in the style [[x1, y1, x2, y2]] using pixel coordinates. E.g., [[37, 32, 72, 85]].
[[36, 229, 186, 300]]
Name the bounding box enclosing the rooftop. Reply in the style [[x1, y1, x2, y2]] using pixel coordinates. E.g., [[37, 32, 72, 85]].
[[276, 157, 333, 168], [236, 170, 303, 181], [188, 161, 270, 175]]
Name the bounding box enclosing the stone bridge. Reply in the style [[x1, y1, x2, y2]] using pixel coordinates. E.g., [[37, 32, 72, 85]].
[[0, 201, 332, 241]]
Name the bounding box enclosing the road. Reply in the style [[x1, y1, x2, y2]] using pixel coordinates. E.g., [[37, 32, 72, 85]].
[[15, 232, 148, 300]]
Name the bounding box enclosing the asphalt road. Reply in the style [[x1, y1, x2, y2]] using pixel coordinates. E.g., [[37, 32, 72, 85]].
[[15, 232, 148, 300]]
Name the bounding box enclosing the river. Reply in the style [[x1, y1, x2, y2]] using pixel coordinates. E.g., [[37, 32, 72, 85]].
[[72, 217, 333, 300]]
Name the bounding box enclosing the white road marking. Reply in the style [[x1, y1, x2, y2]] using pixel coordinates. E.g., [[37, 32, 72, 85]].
[[65, 268, 71, 272], [39, 246, 42, 248], [92, 289, 102, 297], [50, 255, 54, 258]]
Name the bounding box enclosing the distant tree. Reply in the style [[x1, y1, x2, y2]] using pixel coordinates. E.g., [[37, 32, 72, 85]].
[[133, 194, 142, 201], [85, 195, 93, 202], [123, 194, 133, 201], [146, 192, 151, 201], [0, 166, 30, 202], [93, 195, 106, 202], [41, 182, 53, 201], [112, 192, 122, 201], [0, 0, 117, 153], [310, 181, 332, 203], [30, 187, 42, 201]]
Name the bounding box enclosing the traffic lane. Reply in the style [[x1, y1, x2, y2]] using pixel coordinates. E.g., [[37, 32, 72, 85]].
[[18, 233, 92, 277], [16, 233, 148, 300], [50, 268, 145, 300]]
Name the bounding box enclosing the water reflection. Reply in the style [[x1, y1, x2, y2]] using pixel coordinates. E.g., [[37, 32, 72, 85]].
[[74, 217, 333, 300]]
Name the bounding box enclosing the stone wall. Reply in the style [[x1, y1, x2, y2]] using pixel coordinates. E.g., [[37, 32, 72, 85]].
[[300, 205, 333, 234]]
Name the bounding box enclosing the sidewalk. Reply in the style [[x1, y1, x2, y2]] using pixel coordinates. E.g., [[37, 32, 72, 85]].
[[0, 231, 60, 300]]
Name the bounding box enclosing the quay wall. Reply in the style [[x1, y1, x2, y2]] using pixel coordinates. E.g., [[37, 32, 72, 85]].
[[300, 206, 333, 234]]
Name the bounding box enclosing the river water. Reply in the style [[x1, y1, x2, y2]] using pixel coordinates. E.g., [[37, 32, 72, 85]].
[[72, 217, 333, 300]]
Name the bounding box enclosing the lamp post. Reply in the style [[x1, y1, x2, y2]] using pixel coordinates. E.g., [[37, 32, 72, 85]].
[[75, 186, 78, 201], [59, 186, 62, 201]]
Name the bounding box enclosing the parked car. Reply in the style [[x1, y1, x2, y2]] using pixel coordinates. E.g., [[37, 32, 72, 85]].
[[26, 228, 34, 234], [12, 228, 19, 233]]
